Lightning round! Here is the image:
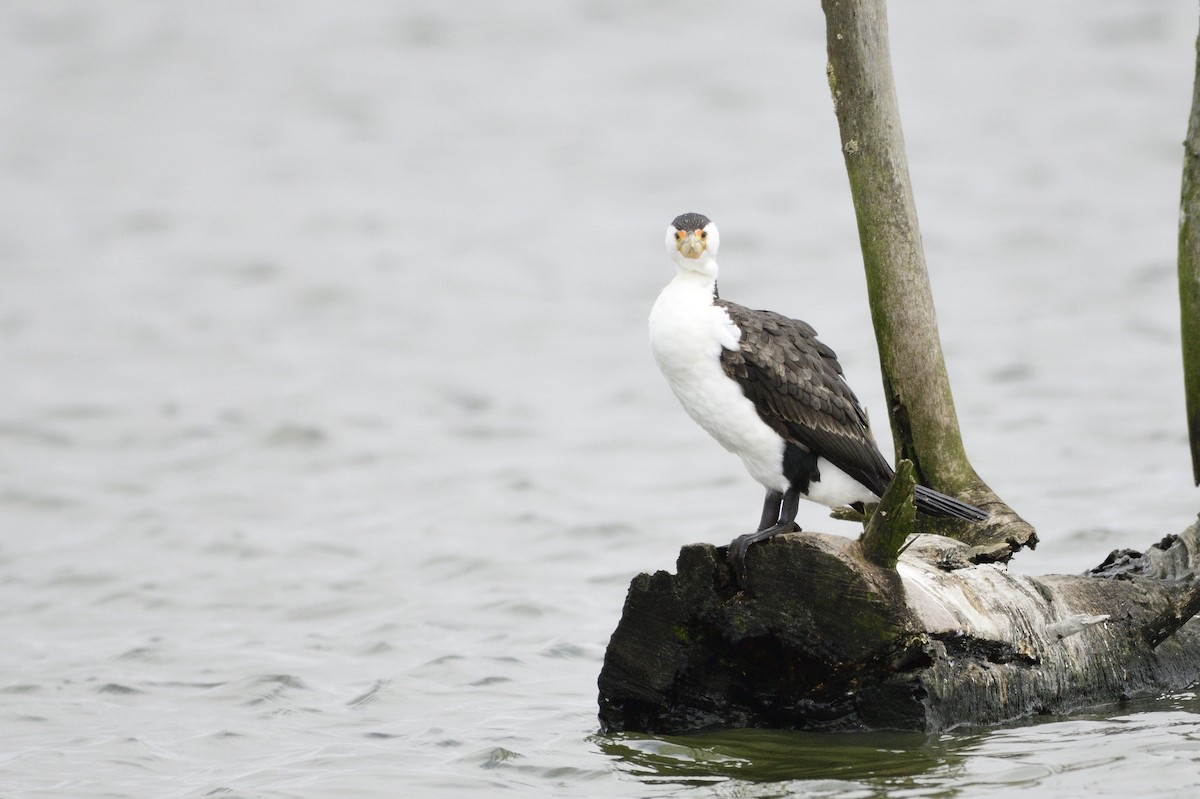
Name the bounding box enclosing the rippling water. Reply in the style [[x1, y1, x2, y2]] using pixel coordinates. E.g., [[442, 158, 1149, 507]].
[[3, 1, 1200, 796]]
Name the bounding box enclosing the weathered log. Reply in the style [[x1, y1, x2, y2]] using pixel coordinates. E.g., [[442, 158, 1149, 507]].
[[597, 516, 1200, 733]]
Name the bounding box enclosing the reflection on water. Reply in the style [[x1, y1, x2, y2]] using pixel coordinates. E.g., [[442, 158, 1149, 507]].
[[601, 727, 953, 785], [598, 693, 1200, 797]]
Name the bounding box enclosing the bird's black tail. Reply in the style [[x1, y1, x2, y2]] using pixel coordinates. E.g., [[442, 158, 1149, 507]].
[[913, 485, 988, 521]]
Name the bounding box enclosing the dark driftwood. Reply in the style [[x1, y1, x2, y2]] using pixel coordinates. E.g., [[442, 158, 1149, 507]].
[[598, 518, 1200, 734]]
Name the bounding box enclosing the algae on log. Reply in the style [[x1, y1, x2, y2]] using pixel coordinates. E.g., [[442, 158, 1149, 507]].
[[597, 518, 1200, 734]]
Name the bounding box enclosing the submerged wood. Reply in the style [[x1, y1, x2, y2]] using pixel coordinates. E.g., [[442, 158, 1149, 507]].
[[597, 517, 1200, 734]]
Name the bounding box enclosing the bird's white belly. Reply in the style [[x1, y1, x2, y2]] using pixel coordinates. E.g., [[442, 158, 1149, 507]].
[[807, 457, 881, 507], [649, 282, 789, 493]]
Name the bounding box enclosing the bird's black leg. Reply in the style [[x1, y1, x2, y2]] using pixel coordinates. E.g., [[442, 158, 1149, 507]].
[[729, 486, 802, 589], [757, 490, 784, 531]]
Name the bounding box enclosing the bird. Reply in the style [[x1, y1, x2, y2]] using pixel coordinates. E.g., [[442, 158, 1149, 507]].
[[648, 211, 987, 585]]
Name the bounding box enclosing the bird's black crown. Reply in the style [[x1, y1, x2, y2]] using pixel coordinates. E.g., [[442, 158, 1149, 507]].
[[672, 212, 711, 231]]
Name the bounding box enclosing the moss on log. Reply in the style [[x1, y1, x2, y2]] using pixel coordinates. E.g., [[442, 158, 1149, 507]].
[[860, 458, 916, 567]]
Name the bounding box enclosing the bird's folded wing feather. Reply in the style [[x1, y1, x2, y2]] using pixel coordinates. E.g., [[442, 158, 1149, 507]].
[[717, 300, 894, 495]]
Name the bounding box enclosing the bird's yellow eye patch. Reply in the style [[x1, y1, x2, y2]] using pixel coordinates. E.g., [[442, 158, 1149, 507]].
[[699, 230, 707, 239], [675, 230, 684, 240]]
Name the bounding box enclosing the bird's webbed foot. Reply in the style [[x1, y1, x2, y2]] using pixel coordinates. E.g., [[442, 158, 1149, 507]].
[[727, 520, 800, 590], [729, 487, 802, 590]]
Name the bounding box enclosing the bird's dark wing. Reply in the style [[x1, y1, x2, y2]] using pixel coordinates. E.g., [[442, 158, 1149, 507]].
[[716, 299, 894, 495]]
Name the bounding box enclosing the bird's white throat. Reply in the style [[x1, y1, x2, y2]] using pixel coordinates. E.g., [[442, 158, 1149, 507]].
[[649, 269, 791, 493]]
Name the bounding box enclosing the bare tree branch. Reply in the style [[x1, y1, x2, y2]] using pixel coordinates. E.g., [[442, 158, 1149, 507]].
[[1178, 24, 1200, 486], [821, 0, 1035, 553]]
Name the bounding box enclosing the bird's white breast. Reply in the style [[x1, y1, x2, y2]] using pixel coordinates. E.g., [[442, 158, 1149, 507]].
[[649, 275, 790, 493]]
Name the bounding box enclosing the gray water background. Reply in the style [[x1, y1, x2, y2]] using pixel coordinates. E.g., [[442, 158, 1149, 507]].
[[3, 1, 1200, 796]]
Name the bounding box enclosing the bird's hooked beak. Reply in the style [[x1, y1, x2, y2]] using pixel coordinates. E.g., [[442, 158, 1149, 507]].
[[675, 229, 707, 260]]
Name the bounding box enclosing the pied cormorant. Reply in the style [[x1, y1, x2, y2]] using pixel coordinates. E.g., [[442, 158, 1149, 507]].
[[649, 212, 986, 584]]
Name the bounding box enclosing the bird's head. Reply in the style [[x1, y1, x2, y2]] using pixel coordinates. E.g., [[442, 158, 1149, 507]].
[[665, 212, 719, 277]]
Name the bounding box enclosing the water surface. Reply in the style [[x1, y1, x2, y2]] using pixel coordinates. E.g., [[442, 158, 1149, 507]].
[[2, 2, 1199, 796]]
